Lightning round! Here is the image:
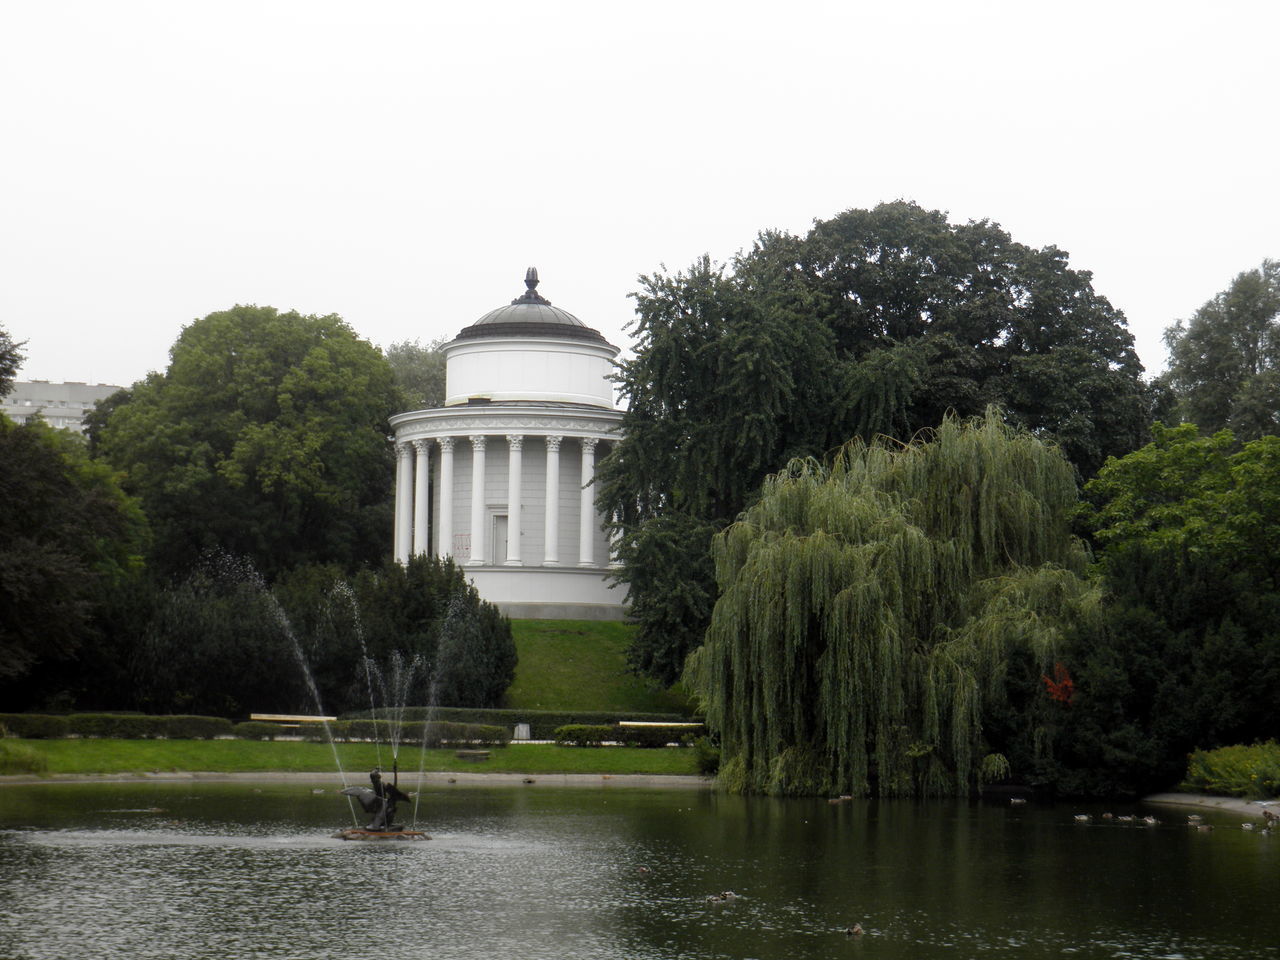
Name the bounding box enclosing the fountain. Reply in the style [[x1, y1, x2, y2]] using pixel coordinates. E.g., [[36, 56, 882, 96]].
[[266, 572, 437, 840], [334, 764, 427, 841]]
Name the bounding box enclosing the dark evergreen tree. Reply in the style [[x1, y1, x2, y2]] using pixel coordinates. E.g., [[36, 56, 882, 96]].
[[601, 202, 1149, 683]]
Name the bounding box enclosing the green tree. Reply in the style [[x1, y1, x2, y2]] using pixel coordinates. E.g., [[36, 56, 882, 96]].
[[601, 202, 1149, 683], [0, 325, 22, 396], [1073, 423, 1280, 784], [0, 416, 148, 685], [687, 410, 1099, 797], [1163, 260, 1280, 439], [96, 305, 400, 580], [386, 337, 447, 410]]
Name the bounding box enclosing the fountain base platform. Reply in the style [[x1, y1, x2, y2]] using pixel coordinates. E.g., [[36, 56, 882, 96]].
[[332, 828, 430, 841]]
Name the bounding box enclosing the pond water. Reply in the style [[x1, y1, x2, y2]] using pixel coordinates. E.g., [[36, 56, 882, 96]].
[[0, 780, 1276, 960]]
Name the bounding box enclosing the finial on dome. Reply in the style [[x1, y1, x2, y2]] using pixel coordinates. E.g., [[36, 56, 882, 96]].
[[512, 266, 551, 305]]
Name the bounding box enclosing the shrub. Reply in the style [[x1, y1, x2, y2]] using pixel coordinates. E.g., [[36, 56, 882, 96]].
[[690, 736, 721, 775], [0, 740, 48, 775], [67, 714, 162, 739], [0, 714, 70, 739], [554, 725, 613, 747], [234, 721, 286, 741], [1182, 741, 1280, 799], [617, 724, 701, 748], [159, 715, 234, 739]]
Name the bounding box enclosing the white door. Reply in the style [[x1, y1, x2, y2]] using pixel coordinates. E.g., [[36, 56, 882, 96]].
[[493, 514, 508, 565]]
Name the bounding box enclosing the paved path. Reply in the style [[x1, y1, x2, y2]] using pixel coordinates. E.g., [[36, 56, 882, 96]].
[[1143, 791, 1278, 819]]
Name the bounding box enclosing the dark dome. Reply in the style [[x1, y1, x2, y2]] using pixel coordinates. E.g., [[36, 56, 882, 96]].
[[452, 267, 611, 344]]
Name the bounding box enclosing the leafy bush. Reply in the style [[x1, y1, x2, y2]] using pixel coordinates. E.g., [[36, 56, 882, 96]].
[[690, 736, 721, 775], [233, 721, 287, 741], [617, 724, 700, 748], [159, 715, 234, 739], [300, 718, 511, 747], [61, 713, 234, 740], [1182, 741, 1280, 799], [554, 725, 613, 747], [67, 714, 161, 738], [0, 714, 70, 739], [0, 739, 48, 774]]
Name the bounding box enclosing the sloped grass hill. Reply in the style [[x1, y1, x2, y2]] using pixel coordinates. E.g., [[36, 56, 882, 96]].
[[504, 620, 692, 714]]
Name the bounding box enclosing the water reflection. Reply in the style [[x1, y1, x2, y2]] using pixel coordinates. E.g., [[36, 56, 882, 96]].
[[0, 782, 1276, 959]]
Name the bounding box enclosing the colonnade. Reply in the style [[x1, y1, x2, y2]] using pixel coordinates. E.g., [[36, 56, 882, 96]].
[[392, 433, 605, 567]]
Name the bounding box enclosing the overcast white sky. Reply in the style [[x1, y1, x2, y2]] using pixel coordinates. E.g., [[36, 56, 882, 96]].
[[3, 0, 1276, 388]]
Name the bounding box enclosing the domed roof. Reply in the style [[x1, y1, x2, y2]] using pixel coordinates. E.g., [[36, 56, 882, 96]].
[[453, 268, 611, 344]]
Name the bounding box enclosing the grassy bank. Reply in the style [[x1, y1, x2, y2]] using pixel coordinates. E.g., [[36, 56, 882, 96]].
[[6, 739, 701, 777], [506, 619, 691, 713]]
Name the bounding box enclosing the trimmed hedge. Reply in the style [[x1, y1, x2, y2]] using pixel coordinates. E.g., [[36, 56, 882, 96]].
[[0, 713, 234, 740], [346, 708, 692, 741], [554, 725, 613, 747], [553, 724, 703, 748], [232, 721, 289, 741], [617, 724, 701, 748], [0, 714, 71, 739], [313, 720, 510, 747]]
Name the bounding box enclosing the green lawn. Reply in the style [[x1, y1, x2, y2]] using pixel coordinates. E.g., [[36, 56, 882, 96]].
[[10, 739, 700, 777], [505, 619, 692, 714]]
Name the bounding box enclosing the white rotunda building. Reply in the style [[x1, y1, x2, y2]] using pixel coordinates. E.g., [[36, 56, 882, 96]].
[[389, 268, 626, 620]]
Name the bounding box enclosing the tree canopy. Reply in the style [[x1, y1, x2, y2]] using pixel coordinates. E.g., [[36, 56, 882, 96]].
[[0, 416, 148, 682], [0, 325, 23, 397], [1045, 423, 1280, 794], [1162, 260, 1280, 440], [96, 305, 400, 580], [600, 201, 1149, 683], [686, 410, 1098, 797], [385, 337, 447, 410]]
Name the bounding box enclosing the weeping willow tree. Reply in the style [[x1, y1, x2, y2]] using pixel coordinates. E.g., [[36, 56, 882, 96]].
[[686, 408, 1101, 798]]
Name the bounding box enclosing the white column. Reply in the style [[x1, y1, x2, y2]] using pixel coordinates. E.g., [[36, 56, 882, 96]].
[[437, 437, 455, 559], [412, 439, 431, 557], [543, 435, 562, 566], [468, 435, 487, 565], [394, 441, 413, 564], [578, 437, 598, 567], [505, 435, 523, 565]]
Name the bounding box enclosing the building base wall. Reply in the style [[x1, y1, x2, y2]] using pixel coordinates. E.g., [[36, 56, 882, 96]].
[[464, 566, 626, 621], [495, 601, 627, 621]]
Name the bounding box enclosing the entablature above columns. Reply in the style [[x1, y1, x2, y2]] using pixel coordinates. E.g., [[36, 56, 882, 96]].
[[389, 405, 623, 446]]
